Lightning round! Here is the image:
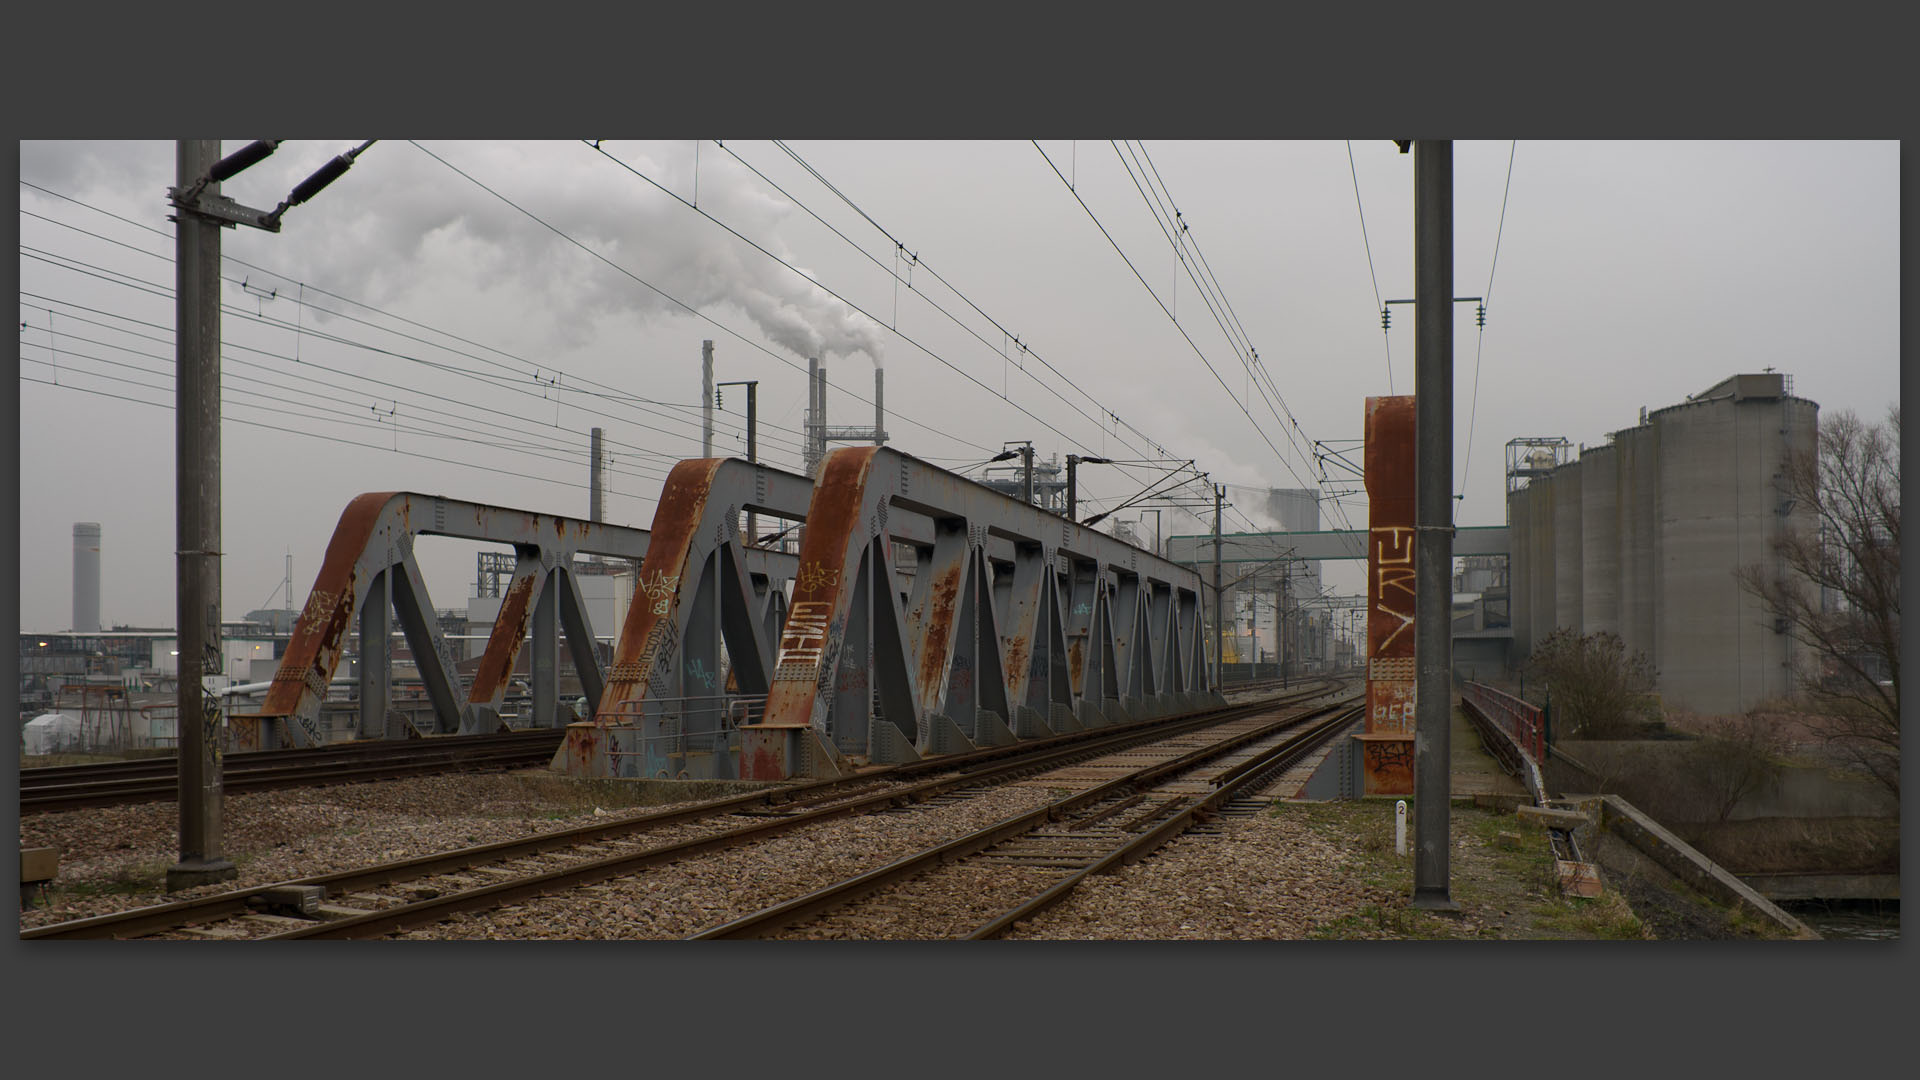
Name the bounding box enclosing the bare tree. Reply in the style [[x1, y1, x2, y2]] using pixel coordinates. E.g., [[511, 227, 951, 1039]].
[[1737, 407, 1899, 797], [1527, 629, 1661, 739], [1694, 714, 1792, 825]]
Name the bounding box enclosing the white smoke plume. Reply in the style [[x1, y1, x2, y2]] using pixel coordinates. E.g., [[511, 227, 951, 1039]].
[[323, 142, 886, 365], [38, 140, 892, 366]]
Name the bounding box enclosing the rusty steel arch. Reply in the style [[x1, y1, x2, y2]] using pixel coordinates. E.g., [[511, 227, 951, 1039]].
[[555, 458, 815, 779], [244, 492, 665, 749]]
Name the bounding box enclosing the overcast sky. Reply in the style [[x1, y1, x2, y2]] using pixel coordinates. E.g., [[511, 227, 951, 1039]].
[[15, 140, 1900, 631]]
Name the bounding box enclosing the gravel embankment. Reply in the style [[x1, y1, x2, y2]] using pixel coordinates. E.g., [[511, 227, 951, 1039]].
[[20, 765, 1398, 940], [391, 784, 1066, 939], [18, 773, 657, 929], [1002, 810, 1397, 939]]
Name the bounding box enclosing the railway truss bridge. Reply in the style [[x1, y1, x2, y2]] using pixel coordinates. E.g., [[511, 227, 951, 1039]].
[[251, 447, 1220, 781]]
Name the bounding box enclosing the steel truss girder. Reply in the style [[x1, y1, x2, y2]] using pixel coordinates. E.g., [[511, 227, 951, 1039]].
[[246, 492, 656, 749], [743, 447, 1216, 780], [555, 459, 812, 779]]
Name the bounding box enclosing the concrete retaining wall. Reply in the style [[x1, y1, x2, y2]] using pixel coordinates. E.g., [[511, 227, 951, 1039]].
[[1580, 794, 1819, 939]]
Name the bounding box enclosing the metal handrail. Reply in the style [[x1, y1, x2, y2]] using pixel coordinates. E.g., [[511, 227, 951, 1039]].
[[598, 694, 768, 778], [1461, 681, 1546, 767]]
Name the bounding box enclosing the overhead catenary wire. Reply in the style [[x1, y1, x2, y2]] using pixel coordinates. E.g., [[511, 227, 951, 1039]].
[[17, 231, 817, 467], [1108, 141, 1345, 532], [583, 141, 1108, 461], [17, 318, 681, 485], [1042, 142, 1352, 536], [1346, 141, 1395, 396], [19, 375, 612, 494], [18, 195, 811, 459], [753, 141, 1217, 470], [25, 154, 1339, 556], [17, 268, 788, 476], [405, 141, 997, 457], [715, 140, 1166, 464], [1456, 140, 1517, 514]]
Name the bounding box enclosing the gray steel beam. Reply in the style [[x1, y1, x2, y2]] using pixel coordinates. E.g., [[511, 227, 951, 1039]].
[[358, 569, 391, 739]]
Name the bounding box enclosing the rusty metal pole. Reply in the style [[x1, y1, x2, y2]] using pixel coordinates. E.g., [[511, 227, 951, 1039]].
[[168, 139, 236, 891], [1412, 138, 1457, 910]]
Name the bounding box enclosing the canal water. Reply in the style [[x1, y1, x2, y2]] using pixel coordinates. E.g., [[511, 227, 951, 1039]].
[[1781, 900, 1900, 940]]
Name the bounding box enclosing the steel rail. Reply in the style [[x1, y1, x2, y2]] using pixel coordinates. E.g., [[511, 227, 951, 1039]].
[[21, 728, 567, 783], [966, 704, 1363, 939], [20, 730, 569, 813], [690, 694, 1362, 940], [264, 695, 1333, 940], [24, 681, 1344, 940]]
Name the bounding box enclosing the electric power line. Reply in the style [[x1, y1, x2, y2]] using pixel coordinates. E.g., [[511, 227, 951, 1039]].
[[1456, 140, 1517, 513]]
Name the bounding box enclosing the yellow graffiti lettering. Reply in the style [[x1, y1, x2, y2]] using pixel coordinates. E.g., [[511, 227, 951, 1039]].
[[1372, 526, 1414, 565], [1375, 601, 1414, 653], [797, 561, 841, 596], [1377, 565, 1416, 601]]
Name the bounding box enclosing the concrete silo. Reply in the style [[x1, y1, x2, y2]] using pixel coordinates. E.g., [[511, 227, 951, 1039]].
[[1552, 461, 1583, 638], [1579, 443, 1620, 636], [1614, 421, 1658, 664], [1528, 472, 1557, 653], [1651, 374, 1818, 714], [1507, 483, 1532, 663]]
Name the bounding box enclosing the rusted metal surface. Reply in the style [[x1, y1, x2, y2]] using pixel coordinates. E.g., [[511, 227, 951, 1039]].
[[1356, 732, 1415, 796], [249, 492, 653, 749], [1364, 396, 1417, 795], [1460, 681, 1548, 803], [468, 567, 539, 703], [557, 458, 813, 781]]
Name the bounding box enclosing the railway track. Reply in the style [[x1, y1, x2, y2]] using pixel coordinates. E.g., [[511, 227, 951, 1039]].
[[18, 728, 568, 814], [22, 680, 1351, 940], [695, 695, 1363, 940]]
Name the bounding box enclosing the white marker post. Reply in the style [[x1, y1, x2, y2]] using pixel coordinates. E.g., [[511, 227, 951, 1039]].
[[1395, 800, 1409, 856]]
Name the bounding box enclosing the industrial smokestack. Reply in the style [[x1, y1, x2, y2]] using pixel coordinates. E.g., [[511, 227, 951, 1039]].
[[589, 427, 604, 523], [73, 522, 101, 632], [874, 368, 886, 446], [805, 357, 820, 476], [701, 339, 715, 458], [817, 365, 828, 469]]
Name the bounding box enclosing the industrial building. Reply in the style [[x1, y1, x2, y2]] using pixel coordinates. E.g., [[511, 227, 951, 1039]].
[[1509, 372, 1819, 715]]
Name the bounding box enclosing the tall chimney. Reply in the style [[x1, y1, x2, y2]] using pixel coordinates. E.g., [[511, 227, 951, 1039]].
[[589, 427, 604, 523], [701, 339, 715, 458], [874, 368, 886, 446], [805, 357, 820, 476], [73, 522, 101, 632], [818, 366, 829, 469]]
